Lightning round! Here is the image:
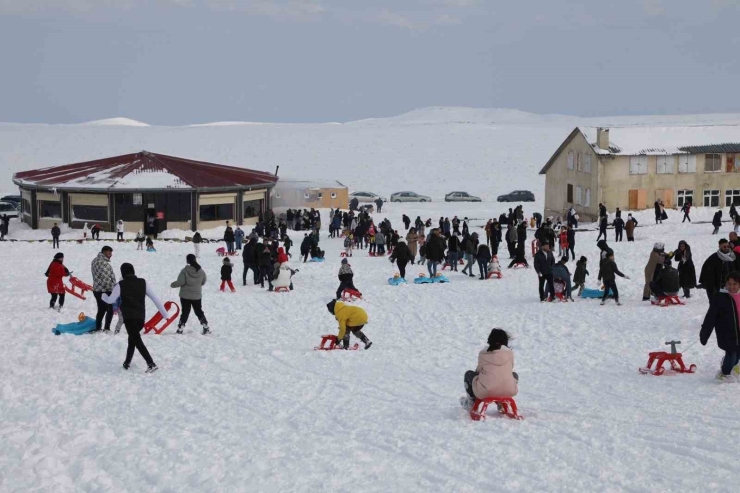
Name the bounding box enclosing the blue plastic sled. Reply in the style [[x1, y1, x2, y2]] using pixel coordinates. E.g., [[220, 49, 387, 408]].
[[431, 275, 450, 284], [581, 287, 614, 299], [147, 247, 156, 252], [309, 257, 325, 263], [388, 277, 408, 285], [414, 277, 432, 284], [52, 316, 97, 336]]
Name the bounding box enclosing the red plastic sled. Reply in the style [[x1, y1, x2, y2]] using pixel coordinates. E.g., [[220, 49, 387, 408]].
[[340, 252, 349, 257], [486, 271, 502, 279], [342, 288, 363, 302], [511, 263, 529, 269], [470, 397, 523, 421], [314, 334, 359, 351], [651, 296, 684, 307], [143, 301, 181, 335], [65, 276, 93, 300], [639, 341, 696, 375], [216, 247, 226, 256], [274, 286, 290, 293]]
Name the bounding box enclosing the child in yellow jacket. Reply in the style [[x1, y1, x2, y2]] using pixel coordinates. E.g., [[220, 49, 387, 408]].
[[326, 300, 372, 349]]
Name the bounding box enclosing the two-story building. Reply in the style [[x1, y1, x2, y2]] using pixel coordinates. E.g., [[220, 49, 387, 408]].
[[540, 126, 740, 221]]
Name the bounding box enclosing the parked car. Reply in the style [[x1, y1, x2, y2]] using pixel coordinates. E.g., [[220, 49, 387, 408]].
[[349, 191, 386, 203], [445, 191, 481, 202], [1, 195, 20, 207], [0, 201, 19, 218], [390, 191, 432, 203], [497, 190, 535, 202]]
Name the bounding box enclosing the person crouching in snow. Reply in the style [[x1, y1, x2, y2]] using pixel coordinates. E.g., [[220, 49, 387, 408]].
[[462, 328, 518, 409], [552, 256, 574, 301], [220, 258, 235, 292], [103, 263, 168, 373], [45, 252, 70, 311], [336, 259, 357, 299], [573, 256, 589, 296], [701, 271, 740, 382], [599, 252, 629, 306], [326, 299, 372, 349]]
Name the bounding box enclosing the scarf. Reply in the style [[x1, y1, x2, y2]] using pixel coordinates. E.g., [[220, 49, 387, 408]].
[[717, 249, 736, 263]]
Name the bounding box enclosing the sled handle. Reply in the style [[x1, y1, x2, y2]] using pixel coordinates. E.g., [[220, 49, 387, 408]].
[[665, 341, 681, 354]]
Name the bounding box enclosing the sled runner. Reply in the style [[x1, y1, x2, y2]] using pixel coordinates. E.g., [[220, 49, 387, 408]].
[[65, 276, 93, 301], [314, 334, 359, 351], [341, 288, 363, 302], [470, 397, 523, 421], [143, 301, 181, 335], [511, 262, 529, 269], [639, 341, 696, 376], [274, 286, 290, 293], [486, 270, 502, 279], [309, 257, 325, 263], [651, 295, 684, 307]]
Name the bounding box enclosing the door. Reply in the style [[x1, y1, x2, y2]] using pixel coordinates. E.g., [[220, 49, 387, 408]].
[[655, 189, 674, 209], [629, 189, 648, 209]]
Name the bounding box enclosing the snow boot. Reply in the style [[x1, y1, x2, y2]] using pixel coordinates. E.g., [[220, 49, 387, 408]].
[[202, 324, 211, 335], [176, 323, 184, 334], [123, 362, 130, 370], [715, 371, 736, 383], [145, 364, 158, 374], [459, 396, 475, 411], [600, 300, 606, 306]]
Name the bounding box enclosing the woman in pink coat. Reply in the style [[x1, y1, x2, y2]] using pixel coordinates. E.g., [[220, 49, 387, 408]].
[[463, 329, 518, 403]]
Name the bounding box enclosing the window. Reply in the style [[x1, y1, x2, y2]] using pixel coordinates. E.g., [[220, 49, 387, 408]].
[[72, 205, 108, 222], [704, 189, 720, 207], [304, 192, 310, 199], [39, 201, 61, 218], [656, 155, 674, 174], [166, 193, 192, 221], [705, 154, 721, 172], [678, 155, 697, 173], [585, 188, 591, 207], [677, 190, 694, 207], [21, 198, 32, 216], [330, 192, 337, 199], [318, 192, 323, 199], [584, 154, 592, 173], [244, 199, 263, 219], [576, 153, 583, 172], [567, 151, 574, 170], [726, 190, 740, 207], [567, 184, 573, 203], [274, 192, 281, 199], [727, 154, 740, 173], [629, 156, 648, 174], [199, 203, 234, 221], [133, 193, 142, 206], [575, 186, 582, 205]]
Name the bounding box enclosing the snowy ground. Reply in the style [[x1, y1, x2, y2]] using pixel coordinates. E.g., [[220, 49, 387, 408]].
[[2, 202, 740, 492]]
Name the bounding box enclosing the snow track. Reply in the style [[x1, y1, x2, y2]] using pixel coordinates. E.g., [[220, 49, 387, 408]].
[[2, 206, 739, 492]]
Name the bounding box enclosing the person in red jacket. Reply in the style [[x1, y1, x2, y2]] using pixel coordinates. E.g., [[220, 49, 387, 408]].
[[276, 246, 289, 264], [45, 252, 70, 311]]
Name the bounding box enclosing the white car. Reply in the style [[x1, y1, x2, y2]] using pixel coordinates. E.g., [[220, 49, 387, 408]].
[[349, 191, 386, 203], [390, 191, 432, 203], [0, 201, 19, 218]]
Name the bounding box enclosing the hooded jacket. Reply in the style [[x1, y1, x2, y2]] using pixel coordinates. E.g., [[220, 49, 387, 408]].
[[91, 252, 116, 292], [45, 259, 69, 294], [472, 347, 518, 399], [171, 265, 208, 300], [700, 250, 739, 294], [701, 289, 740, 351], [573, 260, 589, 284], [390, 241, 412, 262], [331, 301, 368, 340]]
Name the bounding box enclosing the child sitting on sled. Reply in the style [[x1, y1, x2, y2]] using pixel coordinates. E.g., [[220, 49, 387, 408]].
[[488, 256, 502, 276], [146, 236, 156, 252], [461, 328, 518, 409], [336, 258, 358, 299], [326, 299, 372, 350]]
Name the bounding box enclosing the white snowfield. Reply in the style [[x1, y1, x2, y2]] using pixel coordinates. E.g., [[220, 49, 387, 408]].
[[3, 107, 740, 201], [2, 201, 740, 492]]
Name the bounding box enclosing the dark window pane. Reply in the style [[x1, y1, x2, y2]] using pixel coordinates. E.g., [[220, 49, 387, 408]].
[[39, 201, 62, 218], [244, 199, 263, 219], [22, 198, 31, 215], [200, 203, 234, 221], [199, 205, 216, 221], [72, 205, 108, 222]]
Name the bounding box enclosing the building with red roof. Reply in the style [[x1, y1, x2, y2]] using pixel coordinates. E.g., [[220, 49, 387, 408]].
[[12, 151, 278, 232]]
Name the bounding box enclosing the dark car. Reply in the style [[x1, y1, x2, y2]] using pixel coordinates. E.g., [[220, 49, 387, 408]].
[[497, 190, 535, 203], [1, 195, 20, 207]]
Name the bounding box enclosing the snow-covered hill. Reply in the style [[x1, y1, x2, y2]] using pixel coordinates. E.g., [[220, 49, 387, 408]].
[[2, 108, 740, 202]]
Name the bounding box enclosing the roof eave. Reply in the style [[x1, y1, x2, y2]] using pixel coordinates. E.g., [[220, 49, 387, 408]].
[[539, 127, 581, 175]]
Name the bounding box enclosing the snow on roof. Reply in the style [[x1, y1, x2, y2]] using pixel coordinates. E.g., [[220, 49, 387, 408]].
[[579, 125, 740, 156], [13, 151, 278, 191], [274, 179, 346, 189]]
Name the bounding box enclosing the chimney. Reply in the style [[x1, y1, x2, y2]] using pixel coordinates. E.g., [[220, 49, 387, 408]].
[[596, 128, 610, 150]]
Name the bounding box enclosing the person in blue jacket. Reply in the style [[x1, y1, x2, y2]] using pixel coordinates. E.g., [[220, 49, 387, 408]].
[[234, 226, 245, 250], [552, 256, 574, 301]]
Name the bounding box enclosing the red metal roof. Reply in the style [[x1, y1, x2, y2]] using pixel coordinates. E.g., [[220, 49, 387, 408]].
[[13, 151, 278, 190]]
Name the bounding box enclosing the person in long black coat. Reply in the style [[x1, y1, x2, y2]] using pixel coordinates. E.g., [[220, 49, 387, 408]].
[[673, 240, 696, 298], [712, 210, 723, 234], [699, 239, 740, 301], [389, 239, 412, 279], [700, 271, 740, 380]]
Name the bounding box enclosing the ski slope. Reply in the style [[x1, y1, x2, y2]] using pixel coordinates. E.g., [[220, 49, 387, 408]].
[[2, 202, 739, 492]]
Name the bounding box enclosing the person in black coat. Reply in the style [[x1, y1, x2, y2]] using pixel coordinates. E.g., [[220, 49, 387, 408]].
[[446, 233, 460, 271], [700, 271, 740, 380], [51, 223, 61, 249], [390, 239, 412, 279], [699, 239, 740, 301], [598, 252, 629, 305], [257, 243, 274, 290], [534, 243, 555, 301], [425, 229, 445, 277], [402, 214, 411, 230], [476, 243, 492, 280], [596, 216, 608, 242], [349, 197, 359, 212], [674, 240, 696, 298], [712, 210, 723, 234], [566, 225, 576, 260], [650, 258, 680, 297], [300, 234, 313, 263], [491, 222, 502, 256], [242, 237, 259, 285], [613, 216, 625, 242]]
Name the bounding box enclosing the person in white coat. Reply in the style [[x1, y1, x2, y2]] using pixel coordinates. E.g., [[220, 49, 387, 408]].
[[116, 220, 125, 241]]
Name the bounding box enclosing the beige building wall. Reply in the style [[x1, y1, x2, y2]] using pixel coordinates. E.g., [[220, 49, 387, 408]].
[[601, 153, 740, 211], [544, 132, 600, 220]]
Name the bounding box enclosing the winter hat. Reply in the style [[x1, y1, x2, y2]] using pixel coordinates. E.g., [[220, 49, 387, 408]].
[[579, 256, 587, 263], [120, 263, 135, 277], [326, 300, 337, 315], [341, 258, 348, 265], [223, 257, 231, 265], [53, 252, 64, 260], [653, 242, 665, 251]]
